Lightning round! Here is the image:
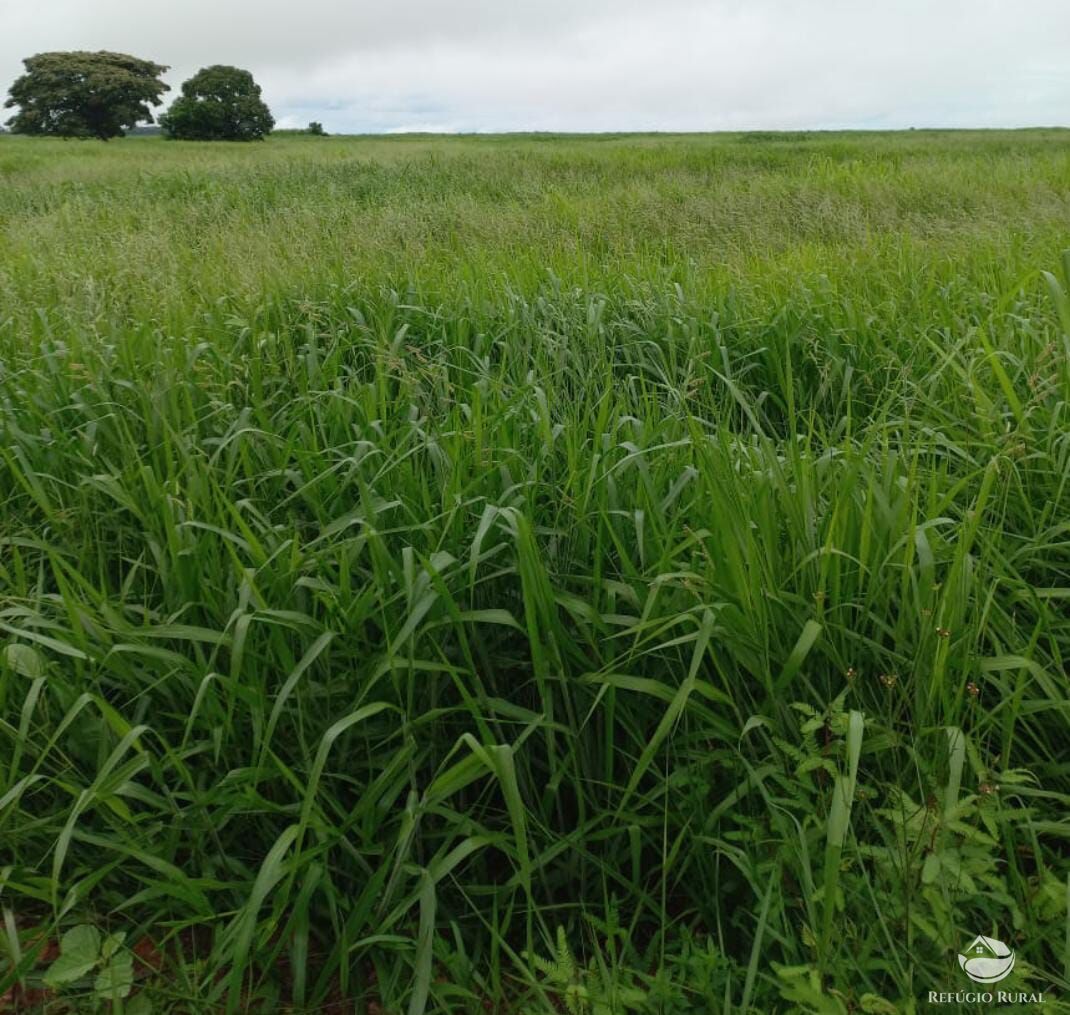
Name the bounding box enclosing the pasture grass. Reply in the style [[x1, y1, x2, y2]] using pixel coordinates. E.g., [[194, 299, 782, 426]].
[[0, 130, 1069, 1012]]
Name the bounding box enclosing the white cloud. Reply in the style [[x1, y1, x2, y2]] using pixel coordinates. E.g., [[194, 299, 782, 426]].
[[1, 0, 1067, 132]]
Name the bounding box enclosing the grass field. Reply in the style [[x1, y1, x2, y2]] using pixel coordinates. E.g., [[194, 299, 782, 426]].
[[1, 130, 1069, 1013]]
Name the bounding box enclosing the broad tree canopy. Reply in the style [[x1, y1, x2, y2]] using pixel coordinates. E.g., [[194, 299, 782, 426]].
[[4, 51, 169, 140], [161, 66, 275, 142]]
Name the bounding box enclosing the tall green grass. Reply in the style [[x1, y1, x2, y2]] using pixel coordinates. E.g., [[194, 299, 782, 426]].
[[0, 131, 1069, 1012]]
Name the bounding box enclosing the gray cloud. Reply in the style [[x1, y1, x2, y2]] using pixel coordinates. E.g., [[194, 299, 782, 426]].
[[2, 0, 1068, 132]]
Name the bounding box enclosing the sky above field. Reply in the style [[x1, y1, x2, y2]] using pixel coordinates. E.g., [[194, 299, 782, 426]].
[[2, 0, 1068, 133]]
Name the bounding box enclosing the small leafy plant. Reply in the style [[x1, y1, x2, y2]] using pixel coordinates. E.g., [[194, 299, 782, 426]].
[[525, 927, 647, 1015], [42, 924, 148, 1011]]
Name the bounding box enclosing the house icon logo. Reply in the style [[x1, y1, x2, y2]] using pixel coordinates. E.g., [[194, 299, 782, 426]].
[[958, 935, 1015, 984]]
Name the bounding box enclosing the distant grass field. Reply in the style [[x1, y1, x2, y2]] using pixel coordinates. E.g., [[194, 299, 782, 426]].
[[0, 130, 1069, 1013]]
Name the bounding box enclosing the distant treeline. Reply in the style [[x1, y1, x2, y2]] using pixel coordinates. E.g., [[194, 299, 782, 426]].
[[3, 51, 325, 141]]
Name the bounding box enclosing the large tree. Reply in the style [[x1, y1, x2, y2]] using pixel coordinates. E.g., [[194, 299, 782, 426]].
[[160, 66, 274, 142], [4, 51, 169, 140]]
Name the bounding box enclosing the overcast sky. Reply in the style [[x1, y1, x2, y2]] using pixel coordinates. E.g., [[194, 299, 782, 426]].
[[1, 0, 1068, 133]]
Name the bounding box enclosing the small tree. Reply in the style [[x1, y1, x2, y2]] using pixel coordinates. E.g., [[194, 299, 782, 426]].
[[307, 121, 326, 136], [4, 51, 169, 140], [160, 66, 274, 142]]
